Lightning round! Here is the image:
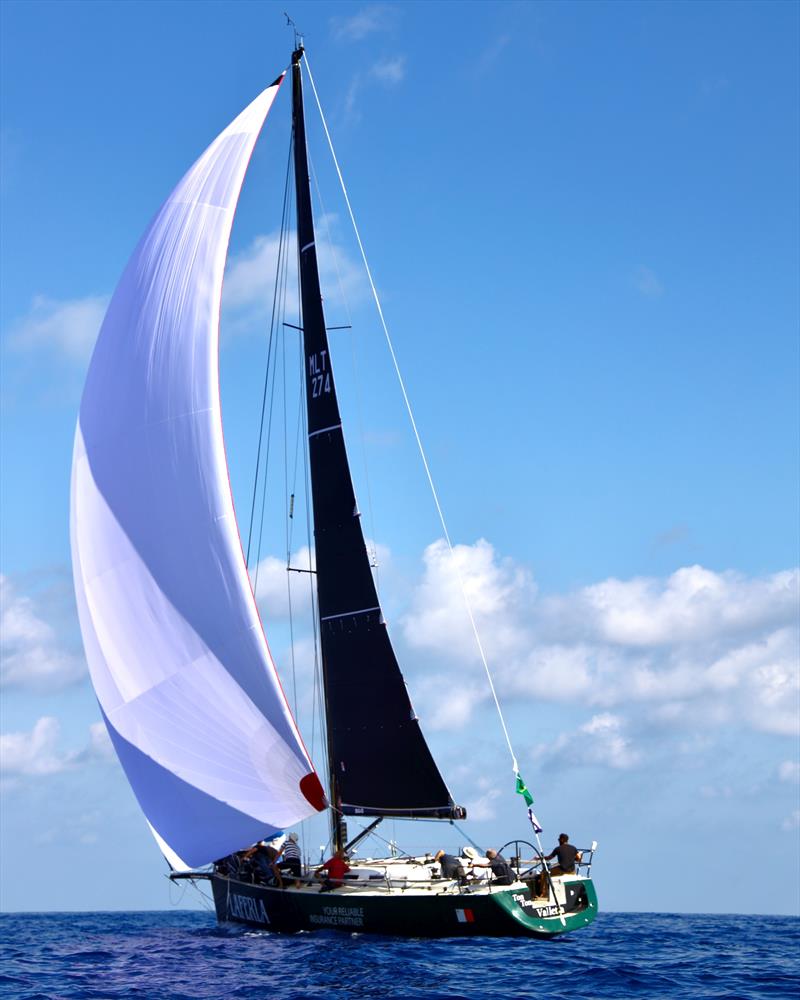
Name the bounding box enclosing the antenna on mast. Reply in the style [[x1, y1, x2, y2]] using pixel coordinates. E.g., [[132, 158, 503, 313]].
[[284, 12, 303, 50]]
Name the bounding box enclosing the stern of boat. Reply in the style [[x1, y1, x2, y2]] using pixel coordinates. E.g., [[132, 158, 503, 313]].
[[489, 875, 598, 936]]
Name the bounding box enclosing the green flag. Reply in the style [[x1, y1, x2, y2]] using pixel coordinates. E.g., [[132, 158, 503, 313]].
[[515, 773, 534, 807]]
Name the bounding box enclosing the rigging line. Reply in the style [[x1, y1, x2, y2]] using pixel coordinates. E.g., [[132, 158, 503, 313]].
[[303, 55, 520, 776], [280, 222, 301, 723], [246, 130, 294, 568], [252, 182, 293, 595], [287, 362, 305, 554], [285, 352, 308, 715], [282, 287, 301, 724], [285, 347, 307, 723], [307, 148, 381, 584]]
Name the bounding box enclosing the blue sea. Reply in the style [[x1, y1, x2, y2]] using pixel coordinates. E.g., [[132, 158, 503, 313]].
[[1, 911, 798, 999]]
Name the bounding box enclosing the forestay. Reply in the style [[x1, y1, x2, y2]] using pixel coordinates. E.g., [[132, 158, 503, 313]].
[[70, 77, 325, 870]]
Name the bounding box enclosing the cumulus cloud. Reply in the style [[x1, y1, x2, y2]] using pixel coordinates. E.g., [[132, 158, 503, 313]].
[[414, 677, 486, 733], [1, 717, 68, 776], [8, 293, 108, 360], [463, 777, 502, 821], [401, 539, 799, 740], [403, 538, 537, 664], [0, 717, 112, 779], [543, 565, 797, 647], [539, 713, 641, 771], [0, 575, 85, 689]]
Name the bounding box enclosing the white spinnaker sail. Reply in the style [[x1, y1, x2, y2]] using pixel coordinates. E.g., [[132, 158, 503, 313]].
[[70, 77, 325, 870]]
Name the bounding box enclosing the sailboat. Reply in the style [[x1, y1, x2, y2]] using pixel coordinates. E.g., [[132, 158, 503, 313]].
[[70, 43, 598, 938]]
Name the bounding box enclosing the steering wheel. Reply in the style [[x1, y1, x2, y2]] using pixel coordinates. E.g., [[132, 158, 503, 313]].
[[496, 840, 543, 879]]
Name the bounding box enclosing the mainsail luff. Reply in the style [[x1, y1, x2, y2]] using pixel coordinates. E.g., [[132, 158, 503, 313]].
[[291, 49, 463, 832]]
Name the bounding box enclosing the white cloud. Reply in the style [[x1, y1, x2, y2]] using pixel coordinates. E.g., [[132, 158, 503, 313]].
[[636, 266, 663, 297], [540, 713, 640, 771], [222, 226, 364, 334], [331, 5, 394, 42], [0, 717, 68, 776], [778, 761, 800, 783], [415, 676, 486, 733], [0, 717, 115, 779], [85, 722, 115, 761], [371, 56, 406, 85], [0, 575, 85, 689], [252, 538, 389, 624], [403, 538, 537, 665], [252, 546, 316, 621], [400, 539, 799, 740], [8, 293, 108, 360], [343, 76, 362, 123], [544, 565, 797, 647], [463, 777, 502, 821]]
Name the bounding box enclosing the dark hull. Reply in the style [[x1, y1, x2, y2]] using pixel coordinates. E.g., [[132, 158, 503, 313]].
[[209, 875, 598, 938]]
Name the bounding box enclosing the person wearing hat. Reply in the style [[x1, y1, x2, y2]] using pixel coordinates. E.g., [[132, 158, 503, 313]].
[[278, 833, 302, 888]]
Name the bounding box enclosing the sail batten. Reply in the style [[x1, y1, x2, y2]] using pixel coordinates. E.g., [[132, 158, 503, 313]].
[[70, 77, 325, 870]]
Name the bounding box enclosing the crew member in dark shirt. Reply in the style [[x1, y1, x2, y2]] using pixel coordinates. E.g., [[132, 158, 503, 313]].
[[243, 840, 284, 888], [471, 849, 515, 886], [434, 850, 467, 883], [544, 833, 582, 876]]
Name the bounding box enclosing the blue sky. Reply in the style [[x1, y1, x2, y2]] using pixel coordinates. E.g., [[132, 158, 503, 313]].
[[1, 0, 798, 915]]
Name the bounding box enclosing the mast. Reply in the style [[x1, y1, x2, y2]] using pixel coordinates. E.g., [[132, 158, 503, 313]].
[[291, 45, 342, 850], [291, 47, 463, 854]]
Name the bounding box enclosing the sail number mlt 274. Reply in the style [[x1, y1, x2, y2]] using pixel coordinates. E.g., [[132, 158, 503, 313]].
[[309, 351, 331, 398]]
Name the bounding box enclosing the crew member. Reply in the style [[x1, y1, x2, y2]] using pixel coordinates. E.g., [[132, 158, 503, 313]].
[[434, 850, 468, 884], [315, 848, 350, 892], [470, 848, 515, 886], [279, 833, 302, 889], [544, 833, 582, 876], [243, 840, 284, 888]]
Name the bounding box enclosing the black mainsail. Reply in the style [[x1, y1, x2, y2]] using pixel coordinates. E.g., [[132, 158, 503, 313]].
[[291, 49, 463, 840]]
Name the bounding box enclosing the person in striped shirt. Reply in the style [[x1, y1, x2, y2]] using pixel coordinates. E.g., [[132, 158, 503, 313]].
[[278, 833, 302, 888]]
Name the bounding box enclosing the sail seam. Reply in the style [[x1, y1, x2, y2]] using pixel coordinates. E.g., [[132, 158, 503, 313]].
[[308, 422, 342, 439], [320, 605, 380, 622]]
